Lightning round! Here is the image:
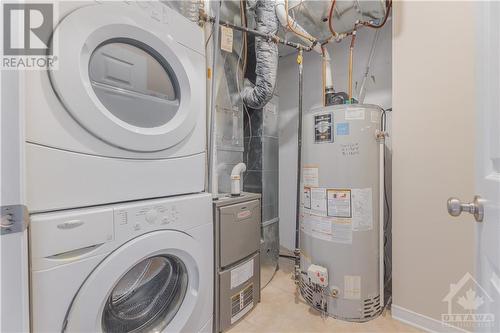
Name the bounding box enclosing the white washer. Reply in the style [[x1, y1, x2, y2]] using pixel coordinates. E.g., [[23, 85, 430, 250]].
[[25, 1, 207, 212], [30, 193, 213, 333]]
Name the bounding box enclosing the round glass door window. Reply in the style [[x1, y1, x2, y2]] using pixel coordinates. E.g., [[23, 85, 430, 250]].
[[89, 39, 180, 128], [102, 255, 188, 333]]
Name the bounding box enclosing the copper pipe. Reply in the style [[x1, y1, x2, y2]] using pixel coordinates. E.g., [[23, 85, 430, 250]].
[[328, 0, 391, 42], [240, 0, 248, 75], [328, 0, 338, 38], [360, 0, 392, 29], [285, 0, 317, 42]]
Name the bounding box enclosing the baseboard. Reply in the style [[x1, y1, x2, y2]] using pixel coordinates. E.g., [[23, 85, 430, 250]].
[[391, 304, 470, 333]]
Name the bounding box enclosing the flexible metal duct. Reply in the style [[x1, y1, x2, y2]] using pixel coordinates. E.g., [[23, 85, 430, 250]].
[[241, 0, 279, 109]]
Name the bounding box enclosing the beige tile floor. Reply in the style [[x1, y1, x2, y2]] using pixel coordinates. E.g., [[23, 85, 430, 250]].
[[229, 258, 422, 333]]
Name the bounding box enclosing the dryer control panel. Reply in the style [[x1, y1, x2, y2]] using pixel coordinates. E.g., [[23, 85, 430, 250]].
[[114, 202, 180, 238], [112, 193, 210, 241]]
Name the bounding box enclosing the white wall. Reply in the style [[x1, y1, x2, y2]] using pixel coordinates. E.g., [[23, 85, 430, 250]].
[[391, 1, 475, 328], [277, 24, 392, 250]]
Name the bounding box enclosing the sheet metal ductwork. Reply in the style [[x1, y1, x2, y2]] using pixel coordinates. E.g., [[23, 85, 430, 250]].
[[241, 0, 279, 109]]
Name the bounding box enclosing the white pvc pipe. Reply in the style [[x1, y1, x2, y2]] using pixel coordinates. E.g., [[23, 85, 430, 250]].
[[379, 138, 385, 309], [231, 163, 247, 196], [274, 0, 322, 54], [323, 48, 333, 90]]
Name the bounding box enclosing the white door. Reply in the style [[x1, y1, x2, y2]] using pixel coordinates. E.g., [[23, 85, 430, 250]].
[[448, 2, 500, 331], [475, 2, 500, 331]]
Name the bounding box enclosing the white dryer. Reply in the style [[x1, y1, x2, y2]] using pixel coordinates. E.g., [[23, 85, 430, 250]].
[[25, 1, 206, 212], [30, 193, 213, 333]]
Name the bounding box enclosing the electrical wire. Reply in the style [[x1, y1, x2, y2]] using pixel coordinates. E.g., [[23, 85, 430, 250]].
[[239, 0, 248, 75], [205, 23, 215, 49], [381, 108, 393, 302], [243, 102, 252, 169], [234, 2, 252, 174]]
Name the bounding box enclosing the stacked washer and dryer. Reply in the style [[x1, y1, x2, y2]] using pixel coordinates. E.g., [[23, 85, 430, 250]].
[[26, 2, 212, 332]]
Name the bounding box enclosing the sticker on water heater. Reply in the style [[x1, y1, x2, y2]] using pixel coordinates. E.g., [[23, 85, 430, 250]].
[[303, 213, 353, 244], [303, 187, 312, 209], [331, 218, 353, 244], [303, 166, 319, 187], [336, 122, 350, 136], [352, 188, 373, 231], [309, 215, 332, 242], [344, 275, 361, 300], [371, 110, 380, 123], [345, 108, 365, 120], [310, 188, 327, 216], [327, 189, 352, 218], [300, 212, 312, 235], [314, 113, 334, 143]]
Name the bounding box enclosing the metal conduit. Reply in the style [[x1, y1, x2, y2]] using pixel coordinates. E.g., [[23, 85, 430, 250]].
[[294, 50, 304, 261]]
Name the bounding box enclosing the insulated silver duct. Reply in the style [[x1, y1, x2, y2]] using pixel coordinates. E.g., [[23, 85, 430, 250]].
[[241, 0, 279, 109]]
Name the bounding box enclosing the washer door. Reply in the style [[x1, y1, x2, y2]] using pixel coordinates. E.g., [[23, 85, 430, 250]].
[[64, 231, 204, 332], [49, 4, 199, 152]]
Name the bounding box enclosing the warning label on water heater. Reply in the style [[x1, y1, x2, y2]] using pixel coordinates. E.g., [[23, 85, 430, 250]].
[[314, 113, 334, 143], [352, 188, 373, 231], [344, 275, 361, 300], [303, 187, 312, 209], [303, 166, 319, 187], [327, 189, 352, 218], [301, 186, 374, 243]]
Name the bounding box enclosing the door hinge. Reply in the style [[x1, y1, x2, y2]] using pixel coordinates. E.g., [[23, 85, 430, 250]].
[[1, 205, 29, 235]]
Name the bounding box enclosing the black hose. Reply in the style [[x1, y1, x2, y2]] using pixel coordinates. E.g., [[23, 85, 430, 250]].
[[279, 254, 297, 261]]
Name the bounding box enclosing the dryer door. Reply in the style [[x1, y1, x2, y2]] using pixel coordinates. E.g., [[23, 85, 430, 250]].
[[49, 4, 201, 152], [63, 230, 207, 333]]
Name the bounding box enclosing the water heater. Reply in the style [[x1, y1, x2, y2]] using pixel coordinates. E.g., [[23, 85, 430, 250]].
[[299, 104, 383, 321]]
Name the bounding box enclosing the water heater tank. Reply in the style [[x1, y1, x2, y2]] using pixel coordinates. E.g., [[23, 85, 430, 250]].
[[299, 104, 383, 321]]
